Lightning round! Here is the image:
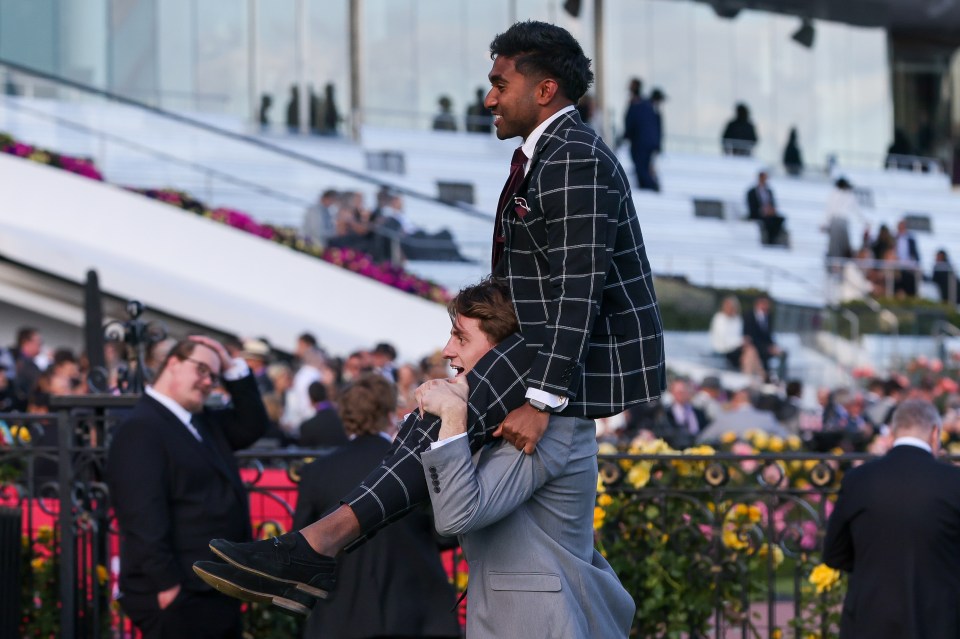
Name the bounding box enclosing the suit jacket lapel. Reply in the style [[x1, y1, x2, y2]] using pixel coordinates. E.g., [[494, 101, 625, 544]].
[[510, 110, 581, 218], [144, 396, 244, 495]]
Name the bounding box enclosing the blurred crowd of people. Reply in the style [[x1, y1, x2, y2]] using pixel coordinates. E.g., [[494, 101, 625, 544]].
[[0, 325, 456, 452], [302, 186, 466, 263], [7, 320, 960, 463], [600, 355, 960, 459]]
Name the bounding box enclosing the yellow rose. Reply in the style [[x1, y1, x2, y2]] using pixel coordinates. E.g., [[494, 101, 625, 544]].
[[36, 525, 53, 543], [787, 435, 802, 450], [260, 521, 283, 539], [809, 563, 841, 594], [31, 557, 46, 571], [593, 506, 606, 531], [598, 442, 618, 456], [10, 424, 31, 444], [96, 564, 109, 585], [455, 571, 469, 591], [597, 493, 614, 508], [752, 431, 770, 450], [757, 543, 784, 568], [767, 436, 785, 452], [772, 629, 783, 639], [627, 462, 651, 489], [720, 431, 738, 444], [722, 528, 748, 550]]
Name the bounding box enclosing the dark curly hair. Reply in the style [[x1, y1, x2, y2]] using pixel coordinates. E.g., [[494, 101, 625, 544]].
[[339, 373, 397, 437], [489, 20, 593, 103], [447, 277, 519, 345]]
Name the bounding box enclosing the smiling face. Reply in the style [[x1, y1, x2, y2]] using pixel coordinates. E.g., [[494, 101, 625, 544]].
[[484, 55, 546, 141], [441, 315, 497, 378], [154, 344, 221, 413]]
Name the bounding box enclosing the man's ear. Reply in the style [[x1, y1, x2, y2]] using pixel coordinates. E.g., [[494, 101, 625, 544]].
[[536, 78, 560, 106]]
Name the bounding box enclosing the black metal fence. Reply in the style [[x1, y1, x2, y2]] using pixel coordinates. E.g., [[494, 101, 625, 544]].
[[0, 398, 883, 638]]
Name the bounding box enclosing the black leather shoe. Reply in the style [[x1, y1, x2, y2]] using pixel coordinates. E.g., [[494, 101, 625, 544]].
[[193, 560, 318, 617], [209, 532, 336, 599]]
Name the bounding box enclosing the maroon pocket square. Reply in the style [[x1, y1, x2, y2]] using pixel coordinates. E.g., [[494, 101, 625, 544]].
[[513, 196, 530, 218]]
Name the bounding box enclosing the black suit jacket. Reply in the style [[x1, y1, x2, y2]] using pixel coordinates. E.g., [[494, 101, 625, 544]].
[[823, 445, 960, 639], [298, 406, 348, 448], [107, 375, 268, 599], [295, 435, 460, 638], [746, 185, 776, 220], [743, 310, 776, 356], [498, 109, 665, 417]]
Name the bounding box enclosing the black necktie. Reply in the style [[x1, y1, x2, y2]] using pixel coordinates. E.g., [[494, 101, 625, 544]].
[[492, 147, 528, 271]]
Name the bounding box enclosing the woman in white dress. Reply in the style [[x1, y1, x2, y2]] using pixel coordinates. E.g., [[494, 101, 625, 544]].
[[822, 177, 868, 270]]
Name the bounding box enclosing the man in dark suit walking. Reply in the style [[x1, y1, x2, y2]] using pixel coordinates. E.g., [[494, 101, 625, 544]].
[[623, 86, 666, 191], [107, 336, 270, 638], [203, 21, 664, 609], [823, 399, 960, 639]]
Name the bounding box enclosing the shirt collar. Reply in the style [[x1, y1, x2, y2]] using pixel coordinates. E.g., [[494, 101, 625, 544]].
[[520, 104, 576, 171], [145, 385, 194, 427], [893, 436, 932, 453]]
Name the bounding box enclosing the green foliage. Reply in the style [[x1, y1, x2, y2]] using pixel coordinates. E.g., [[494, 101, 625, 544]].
[[596, 437, 845, 637]]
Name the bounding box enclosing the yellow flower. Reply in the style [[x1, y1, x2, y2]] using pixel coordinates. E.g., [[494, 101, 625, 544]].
[[260, 521, 283, 539], [720, 431, 738, 444], [96, 564, 109, 585], [660, 533, 669, 544], [772, 629, 783, 639], [722, 528, 748, 550], [31, 557, 46, 571], [28, 151, 51, 164], [10, 424, 31, 444], [684, 445, 716, 456], [598, 442, 618, 456], [596, 474, 606, 494], [752, 431, 770, 450], [809, 563, 841, 594], [767, 436, 785, 452], [627, 462, 651, 488], [455, 571, 469, 591], [787, 435, 802, 450], [593, 506, 606, 531], [757, 543, 784, 568], [597, 493, 614, 508], [36, 525, 53, 543], [635, 438, 675, 455]]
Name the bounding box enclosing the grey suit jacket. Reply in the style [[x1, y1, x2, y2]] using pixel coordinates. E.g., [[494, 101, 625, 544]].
[[422, 416, 635, 638]]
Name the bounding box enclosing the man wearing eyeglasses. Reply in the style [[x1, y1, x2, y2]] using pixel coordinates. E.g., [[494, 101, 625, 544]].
[[106, 336, 270, 639]]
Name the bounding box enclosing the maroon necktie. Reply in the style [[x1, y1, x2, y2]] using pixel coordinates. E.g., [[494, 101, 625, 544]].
[[491, 146, 528, 271]]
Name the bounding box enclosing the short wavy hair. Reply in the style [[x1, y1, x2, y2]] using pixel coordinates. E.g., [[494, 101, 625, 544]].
[[447, 278, 519, 345], [489, 21, 593, 103], [339, 373, 397, 437]]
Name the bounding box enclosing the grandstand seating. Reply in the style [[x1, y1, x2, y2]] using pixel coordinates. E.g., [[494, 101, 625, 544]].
[[2, 93, 958, 386]]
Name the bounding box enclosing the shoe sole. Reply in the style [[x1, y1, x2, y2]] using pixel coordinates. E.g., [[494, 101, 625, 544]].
[[192, 563, 312, 617], [209, 544, 331, 600]]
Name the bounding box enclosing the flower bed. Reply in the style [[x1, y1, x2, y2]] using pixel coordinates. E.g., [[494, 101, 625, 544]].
[[0, 132, 451, 305], [595, 433, 847, 637]]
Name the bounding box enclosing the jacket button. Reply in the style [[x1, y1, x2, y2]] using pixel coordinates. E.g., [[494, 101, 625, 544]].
[[429, 466, 437, 473], [433, 487, 441, 493]]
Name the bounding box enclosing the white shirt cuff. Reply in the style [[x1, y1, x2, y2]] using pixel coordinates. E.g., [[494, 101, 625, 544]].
[[222, 358, 250, 381], [525, 387, 569, 410], [430, 431, 467, 450]]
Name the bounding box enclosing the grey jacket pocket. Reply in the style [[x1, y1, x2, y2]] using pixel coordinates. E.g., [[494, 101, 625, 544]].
[[488, 572, 562, 592]]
